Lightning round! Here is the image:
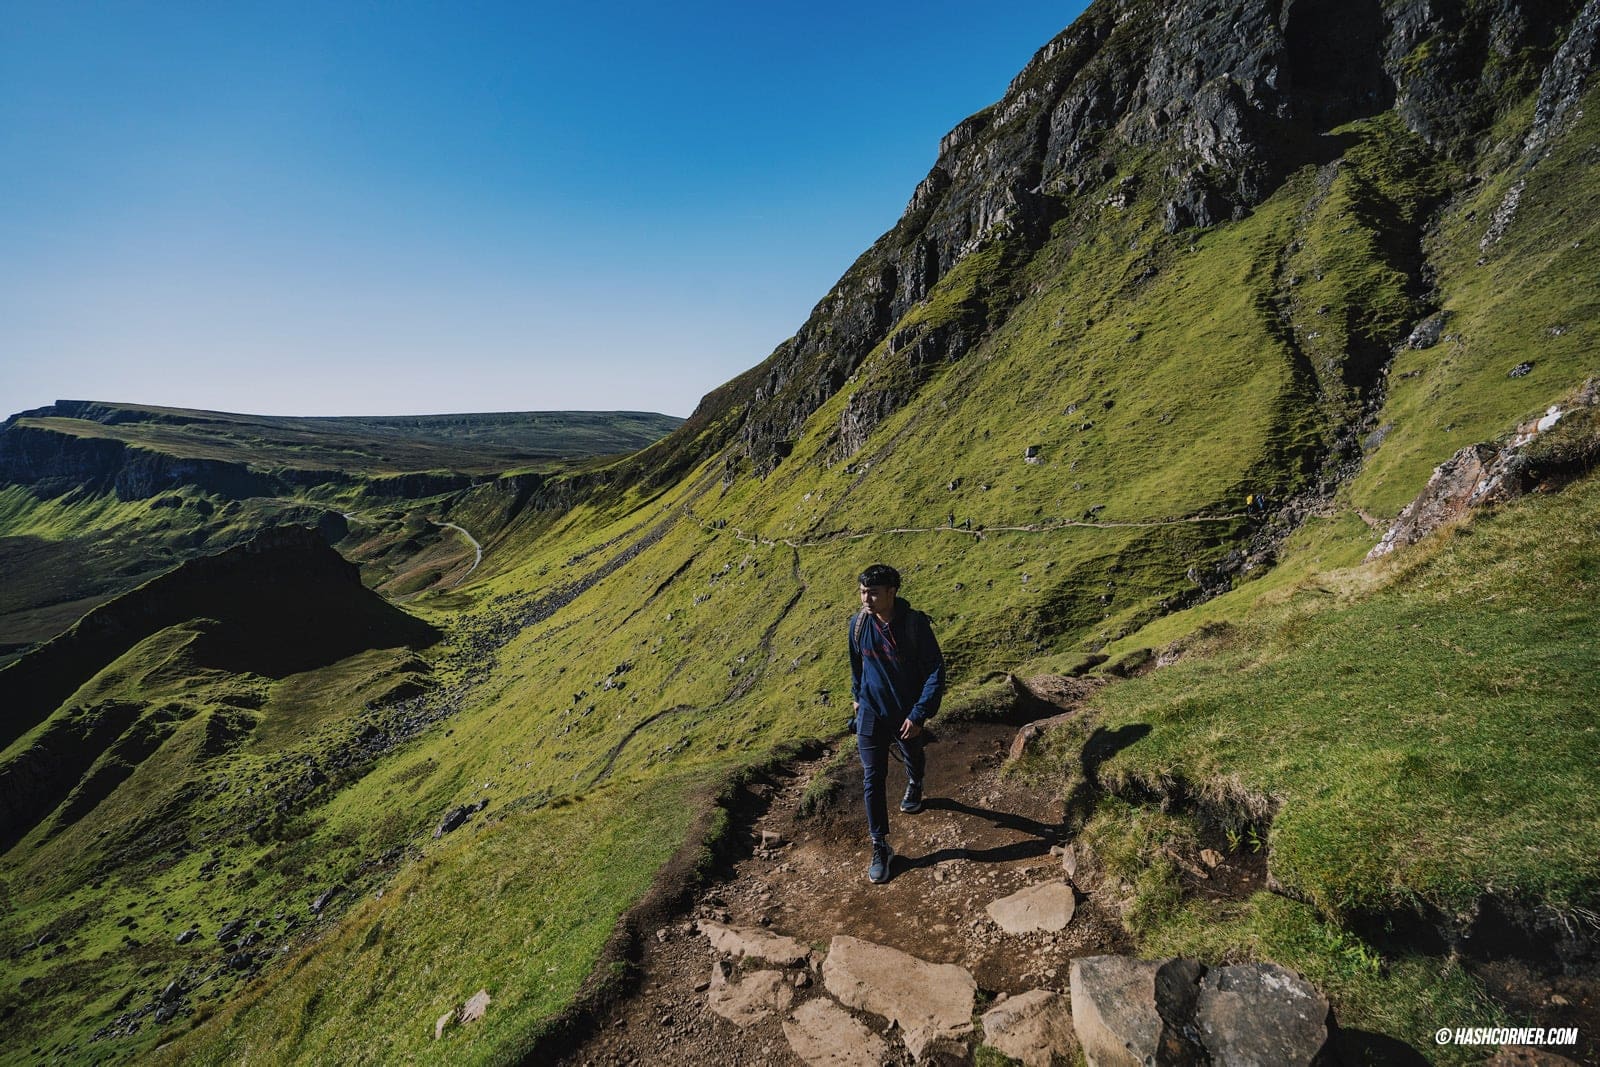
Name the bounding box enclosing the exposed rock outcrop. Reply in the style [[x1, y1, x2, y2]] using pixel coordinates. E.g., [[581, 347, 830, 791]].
[[706, 965, 793, 1028], [1369, 380, 1600, 559]]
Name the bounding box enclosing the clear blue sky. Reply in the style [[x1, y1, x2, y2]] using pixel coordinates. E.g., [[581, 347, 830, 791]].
[[1, 2, 1090, 419]]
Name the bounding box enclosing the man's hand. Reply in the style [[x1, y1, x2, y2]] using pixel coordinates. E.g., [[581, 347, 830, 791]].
[[899, 718, 922, 740]]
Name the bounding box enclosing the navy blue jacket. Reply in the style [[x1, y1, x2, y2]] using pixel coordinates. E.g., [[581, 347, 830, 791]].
[[849, 597, 945, 736]]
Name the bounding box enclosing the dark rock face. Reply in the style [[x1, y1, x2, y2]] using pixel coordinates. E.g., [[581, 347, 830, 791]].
[[677, 0, 1588, 482], [1070, 955, 1334, 1066]]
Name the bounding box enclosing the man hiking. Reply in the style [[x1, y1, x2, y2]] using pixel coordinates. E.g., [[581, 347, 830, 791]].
[[849, 563, 946, 884]]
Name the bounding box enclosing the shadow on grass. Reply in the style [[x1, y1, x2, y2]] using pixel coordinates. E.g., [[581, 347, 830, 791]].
[[1066, 722, 1153, 827]]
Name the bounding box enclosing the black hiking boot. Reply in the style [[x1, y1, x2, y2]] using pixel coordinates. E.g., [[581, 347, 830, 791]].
[[867, 840, 894, 884], [900, 783, 923, 814]]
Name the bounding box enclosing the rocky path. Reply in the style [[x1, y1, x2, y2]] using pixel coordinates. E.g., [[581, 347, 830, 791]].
[[558, 720, 1138, 1066]]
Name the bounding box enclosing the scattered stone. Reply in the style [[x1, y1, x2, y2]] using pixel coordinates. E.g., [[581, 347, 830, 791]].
[[1509, 361, 1535, 378], [707, 969, 794, 1027], [1199, 849, 1223, 869], [655, 928, 669, 943], [760, 830, 786, 849], [310, 886, 343, 914], [821, 934, 976, 1060], [783, 998, 891, 1067], [434, 1010, 455, 1040], [981, 988, 1077, 1067], [1162, 846, 1210, 881], [699, 920, 808, 967], [175, 928, 199, 946], [987, 882, 1077, 934], [216, 919, 244, 943], [1486, 1047, 1582, 1066], [1061, 844, 1079, 879], [435, 801, 485, 838], [793, 972, 811, 989], [460, 989, 491, 1024]]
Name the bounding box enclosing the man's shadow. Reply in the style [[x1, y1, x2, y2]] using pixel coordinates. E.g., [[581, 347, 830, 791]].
[[897, 723, 1152, 872], [1065, 723, 1151, 827]]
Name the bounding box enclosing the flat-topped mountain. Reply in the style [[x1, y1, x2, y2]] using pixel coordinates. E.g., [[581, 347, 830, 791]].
[[2, 400, 683, 495]]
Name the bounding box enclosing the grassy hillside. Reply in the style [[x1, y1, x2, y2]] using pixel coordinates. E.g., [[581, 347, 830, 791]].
[[3, 4, 1597, 1063]]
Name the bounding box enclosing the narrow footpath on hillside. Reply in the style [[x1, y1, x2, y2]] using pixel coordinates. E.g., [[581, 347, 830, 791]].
[[554, 711, 1269, 1067], [430, 520, 482, 584], [682, 504, 1246, 553]]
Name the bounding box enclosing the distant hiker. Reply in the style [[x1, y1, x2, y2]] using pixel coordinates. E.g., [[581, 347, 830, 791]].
[[849, 563, 946, 884]]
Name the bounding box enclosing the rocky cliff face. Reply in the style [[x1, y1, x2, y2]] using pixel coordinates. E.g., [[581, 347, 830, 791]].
[[0, 419, 477, 503], [677, 0, 1590, 480], [0, 422, 287, 501]]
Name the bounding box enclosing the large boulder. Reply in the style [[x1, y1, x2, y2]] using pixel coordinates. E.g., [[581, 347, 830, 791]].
[[783, 998, 891, 1067], [821, 935, 976, 1060], [1070, 956, 1205, 1067], [1070, 956, 1334, 1067], [1194, 964, 1333, 1065], [982, 988, 1077, 1067]]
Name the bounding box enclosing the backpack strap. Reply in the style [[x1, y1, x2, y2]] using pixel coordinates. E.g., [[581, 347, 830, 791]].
[[854, 608, 923, 669]]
